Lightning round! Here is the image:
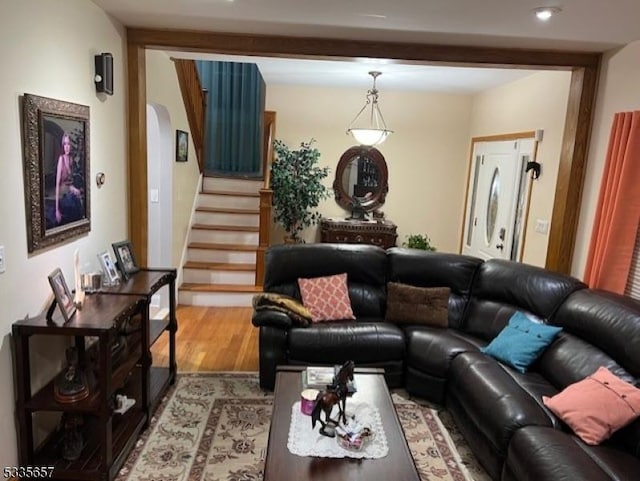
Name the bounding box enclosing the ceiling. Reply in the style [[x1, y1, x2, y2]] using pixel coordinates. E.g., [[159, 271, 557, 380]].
[[91, 0, 640, 92], [166, 52, 538, 93]]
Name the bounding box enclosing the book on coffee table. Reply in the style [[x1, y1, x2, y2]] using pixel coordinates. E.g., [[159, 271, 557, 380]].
[[302, 366, 357, 393]]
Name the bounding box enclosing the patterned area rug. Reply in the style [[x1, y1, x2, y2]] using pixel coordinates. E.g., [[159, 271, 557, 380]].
[[117, 373, 490, 481]]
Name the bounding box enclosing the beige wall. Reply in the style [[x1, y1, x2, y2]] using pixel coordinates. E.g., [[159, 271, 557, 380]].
[[266, 85, 473, 251], [572, 41, 640, 279], [469, 71, 572, 266], [0, 0, 127, 466], [146, 51, 201, 266]]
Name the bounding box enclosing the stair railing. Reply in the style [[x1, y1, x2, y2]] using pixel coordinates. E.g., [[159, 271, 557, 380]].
[[173, 58, 207, 172], [256, 111, 276, 287]]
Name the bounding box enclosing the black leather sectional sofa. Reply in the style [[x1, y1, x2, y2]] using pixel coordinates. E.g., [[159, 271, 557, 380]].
[[251, 243, 640, 481]]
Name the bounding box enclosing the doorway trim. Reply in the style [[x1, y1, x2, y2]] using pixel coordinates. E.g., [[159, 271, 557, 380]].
[[126, 29, 600, 274], [146, 103, 173, 315]]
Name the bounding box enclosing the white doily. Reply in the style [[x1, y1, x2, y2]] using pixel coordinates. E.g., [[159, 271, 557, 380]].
[[287, 400, 389, 459]]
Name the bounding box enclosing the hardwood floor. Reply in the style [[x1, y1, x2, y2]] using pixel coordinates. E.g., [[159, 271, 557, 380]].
[[151, 306, 259, 372]]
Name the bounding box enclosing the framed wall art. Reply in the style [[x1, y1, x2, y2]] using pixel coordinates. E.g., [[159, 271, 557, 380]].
[[47, 268, 76, 322], [112, 240, 140, 280], [175, 129, 188, 162], [22, 94, 91, 253]]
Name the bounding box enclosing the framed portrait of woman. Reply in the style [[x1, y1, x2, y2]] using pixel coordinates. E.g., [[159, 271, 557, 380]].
[[22, 94, 91, 253]]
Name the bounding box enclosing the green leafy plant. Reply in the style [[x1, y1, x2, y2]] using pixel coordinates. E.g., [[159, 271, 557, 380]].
[[271, 139, 330, 242], [403, 234, 436, 251]]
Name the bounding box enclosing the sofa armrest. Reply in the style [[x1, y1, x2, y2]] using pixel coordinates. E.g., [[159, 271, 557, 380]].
[[251, 309, 293, 329]]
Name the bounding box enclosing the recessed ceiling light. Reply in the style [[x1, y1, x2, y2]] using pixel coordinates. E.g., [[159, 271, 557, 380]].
[[532, 6, 562, 21]]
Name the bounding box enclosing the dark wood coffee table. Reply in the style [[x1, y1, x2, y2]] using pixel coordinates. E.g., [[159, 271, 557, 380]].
[[263, 366, 420, 481]]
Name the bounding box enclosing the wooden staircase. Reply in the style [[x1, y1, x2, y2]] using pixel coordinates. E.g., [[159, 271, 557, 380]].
[[173, 60, 275, 306], [179, 177, 264, 306]]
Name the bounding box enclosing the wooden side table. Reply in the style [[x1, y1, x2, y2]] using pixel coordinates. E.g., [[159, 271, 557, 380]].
[[320, 218, 397, 249]]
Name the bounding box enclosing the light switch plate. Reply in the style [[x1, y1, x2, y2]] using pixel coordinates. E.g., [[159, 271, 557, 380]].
[[0, 245, 5, 273], [535, 219, 549, 234]]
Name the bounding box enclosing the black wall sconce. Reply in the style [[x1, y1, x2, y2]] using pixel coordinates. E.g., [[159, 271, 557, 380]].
[[526, 160, 541, 180], [94, 53, 113, 95]]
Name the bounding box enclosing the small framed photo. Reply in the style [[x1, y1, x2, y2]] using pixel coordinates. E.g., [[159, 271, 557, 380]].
[[175, 129, 188, 162], [112, 240, 140, 280], [97, 251, 120, 285], [48, 268, 76, 322]]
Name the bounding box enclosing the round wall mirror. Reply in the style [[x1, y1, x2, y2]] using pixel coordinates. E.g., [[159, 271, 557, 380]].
[[333, 146, 389, 215]]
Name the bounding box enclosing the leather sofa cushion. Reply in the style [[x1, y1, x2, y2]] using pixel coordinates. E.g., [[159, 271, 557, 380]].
[[551, 289, 640, 377], [386, 283, 450, 327], [537, 331, 635, 388], [405, 327, 484, 377], [386, 248, 482, 329], [463, 259, 585, 341], [505, 426, 640, 481], [287, 321, 405, 364], [264, 244, 387, 318], [448, 352, 555, 457], [502, 369, 561, 429]]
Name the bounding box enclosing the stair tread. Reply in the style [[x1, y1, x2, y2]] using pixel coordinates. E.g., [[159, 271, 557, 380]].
[[180, 283, 263, 293], [192, 223, 259, 232], [184, 261, 256, 271], [188, 242, 257, 251], [201, 189, 260, 198], [196, 206, 259, 214]]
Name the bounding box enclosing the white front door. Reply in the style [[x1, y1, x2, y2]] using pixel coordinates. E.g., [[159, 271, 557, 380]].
[[462, 138, 533, 261]]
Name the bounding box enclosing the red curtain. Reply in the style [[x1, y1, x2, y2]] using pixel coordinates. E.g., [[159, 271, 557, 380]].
[[584, 111, 640, 293]]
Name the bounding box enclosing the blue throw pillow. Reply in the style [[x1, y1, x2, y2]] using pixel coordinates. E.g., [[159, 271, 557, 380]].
[[481, 311, 562, 373]]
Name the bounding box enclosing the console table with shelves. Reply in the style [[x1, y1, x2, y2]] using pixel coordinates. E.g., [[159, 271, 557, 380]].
[[12, 268, 177, 481], [96, 268, 178, 418]]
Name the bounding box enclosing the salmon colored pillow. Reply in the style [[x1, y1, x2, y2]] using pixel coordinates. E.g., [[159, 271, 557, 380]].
[[297, 273, 355, 322], [543, 366, 640, 445]]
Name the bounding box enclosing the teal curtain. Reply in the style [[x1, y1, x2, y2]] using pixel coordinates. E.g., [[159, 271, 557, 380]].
[[197, 61, 265, 176]]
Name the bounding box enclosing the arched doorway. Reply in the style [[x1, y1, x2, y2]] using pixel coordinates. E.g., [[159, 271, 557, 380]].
[[147, 103, 173, 317]]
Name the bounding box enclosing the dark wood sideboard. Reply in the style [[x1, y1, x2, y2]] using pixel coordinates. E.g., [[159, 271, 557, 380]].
[[320, 217, 397, 249]]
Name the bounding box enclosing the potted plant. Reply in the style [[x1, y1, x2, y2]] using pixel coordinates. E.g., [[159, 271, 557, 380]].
[[271, 139, 330, 242], [403, 233, 436, 251]]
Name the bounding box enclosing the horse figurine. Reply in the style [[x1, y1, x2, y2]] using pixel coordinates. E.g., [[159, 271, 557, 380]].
[[311, 360, 355, 436]]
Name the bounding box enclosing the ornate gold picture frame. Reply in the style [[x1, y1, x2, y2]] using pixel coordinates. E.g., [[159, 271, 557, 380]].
[[22, 94, 90, 252]]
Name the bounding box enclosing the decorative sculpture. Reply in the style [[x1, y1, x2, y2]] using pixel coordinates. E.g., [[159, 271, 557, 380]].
[[311, 360, 355, 437], [54, 347, 90, 404], [348, 194, 371, 220], [60, 413, 84, 461]]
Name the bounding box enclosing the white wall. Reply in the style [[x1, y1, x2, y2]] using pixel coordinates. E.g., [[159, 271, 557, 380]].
[[469, 71, 572, 266], [0, 0, 127, 466], [145, 51, 201, 266], [572, 41, 640, 279], [266, 85, 473, 252]]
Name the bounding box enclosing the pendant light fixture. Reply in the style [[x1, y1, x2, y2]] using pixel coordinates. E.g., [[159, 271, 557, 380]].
[[346, 71, 393, 146]]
